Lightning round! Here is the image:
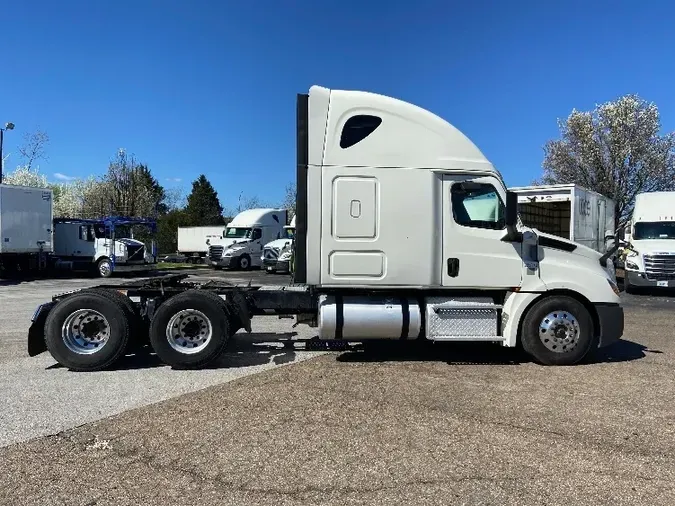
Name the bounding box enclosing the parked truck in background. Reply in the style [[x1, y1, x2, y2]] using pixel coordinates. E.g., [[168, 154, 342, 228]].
[[0, 183, 157, 278], [208, 208, 287, 270], [0, 184, 53, 274], [262, 215, 296, 273], [622, 191, 675, 293], [177, 226, 225, 264], [52, 218, 157, 278], [27, 85, 624, 373]]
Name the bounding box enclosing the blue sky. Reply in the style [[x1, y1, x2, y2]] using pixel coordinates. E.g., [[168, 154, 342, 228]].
[[2, 0, 674, 210]]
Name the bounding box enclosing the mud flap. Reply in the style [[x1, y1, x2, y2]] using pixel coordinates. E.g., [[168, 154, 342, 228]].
[[27, 302, 55, 356]]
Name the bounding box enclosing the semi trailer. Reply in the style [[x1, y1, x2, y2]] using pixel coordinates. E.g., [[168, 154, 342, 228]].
[[27, 85, 624, 372], [177, 226, 225, 263]]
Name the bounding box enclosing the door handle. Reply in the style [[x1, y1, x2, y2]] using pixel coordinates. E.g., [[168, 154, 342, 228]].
[[447, 258, 459, 277]]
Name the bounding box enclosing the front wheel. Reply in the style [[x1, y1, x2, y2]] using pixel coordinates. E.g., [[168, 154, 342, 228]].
[[520, 295, 596, 366], [237, 254, 251, 270], [97, 258, 113, 278]]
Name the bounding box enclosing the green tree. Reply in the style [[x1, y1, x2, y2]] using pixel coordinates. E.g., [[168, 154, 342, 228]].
[[184, 175, 225, 226], [539, 94, 675, 224], [155, 209, 190, 254]]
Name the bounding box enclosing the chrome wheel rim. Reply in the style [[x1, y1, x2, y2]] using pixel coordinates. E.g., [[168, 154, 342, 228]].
[[99, 261, 111, 277], [62, 309, 111, 355], [539, 310, 580, 353], [166, 309, 213, 354]]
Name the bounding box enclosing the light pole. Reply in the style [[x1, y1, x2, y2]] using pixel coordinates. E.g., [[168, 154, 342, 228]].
[[0, 121, 15, 183]]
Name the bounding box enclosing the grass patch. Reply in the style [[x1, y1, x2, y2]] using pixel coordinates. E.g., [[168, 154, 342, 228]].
[[156, 262, 209, 270]]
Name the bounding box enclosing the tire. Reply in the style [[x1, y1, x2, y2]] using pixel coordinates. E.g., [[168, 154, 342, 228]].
[[97, 258, 113, 278], [81, 288, 148, 352], [520, 295, 596, 366], [44, 291, 132, 371], [149, 290, 231, 369], [237, 254, 251, 271]]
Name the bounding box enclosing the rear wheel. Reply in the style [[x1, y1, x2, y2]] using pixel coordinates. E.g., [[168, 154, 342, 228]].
[[44, 291, 132, 371], [149, 290, 231, 369], [520, 295, 596, 366]]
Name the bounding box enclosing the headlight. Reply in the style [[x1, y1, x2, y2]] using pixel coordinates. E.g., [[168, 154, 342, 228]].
[[625, 260, 639, 270], [279, 251, 291, 261]]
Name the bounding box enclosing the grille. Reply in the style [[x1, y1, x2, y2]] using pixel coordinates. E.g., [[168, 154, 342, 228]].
[[126, 244, 145, 262], [263, 247, 280, 260], [209, 245, 224, 261], [644, 254, 675, 281]]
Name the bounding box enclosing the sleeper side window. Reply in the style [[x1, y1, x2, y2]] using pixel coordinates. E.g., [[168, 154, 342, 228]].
[[451, 182, 505, 230], [340, 115, 382, 149]]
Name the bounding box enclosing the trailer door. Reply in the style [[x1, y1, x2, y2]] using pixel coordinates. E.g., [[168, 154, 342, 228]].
[[442, 174, 523, 289]]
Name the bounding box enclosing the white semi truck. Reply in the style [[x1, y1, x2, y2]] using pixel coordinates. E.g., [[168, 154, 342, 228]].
[[177, 226, 225, 263], [208, 208, 287, 270], [261, 215, 296, 273], [622, 191, 675, 292], [27, 85, 624, 372]]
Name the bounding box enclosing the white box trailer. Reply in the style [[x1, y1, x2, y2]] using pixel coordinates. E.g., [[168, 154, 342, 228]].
[[177, 226, 224, 262], [0, 184, 53, 272], [510, 184, 616, 255]]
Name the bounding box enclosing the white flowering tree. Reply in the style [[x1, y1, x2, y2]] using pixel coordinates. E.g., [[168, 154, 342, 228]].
[[539, 94, 675, 224], [2, 165, 49, 188]]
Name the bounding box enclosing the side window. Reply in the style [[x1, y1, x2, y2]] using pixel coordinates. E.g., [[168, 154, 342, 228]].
[[251, 228, 262, 241], [340, 115, 382, 149], [79, 226, 88, 241], [451, 183, 505, 230]]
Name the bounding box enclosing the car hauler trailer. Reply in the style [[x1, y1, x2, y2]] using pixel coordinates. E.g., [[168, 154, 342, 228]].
[[27, 85, 624, 371]]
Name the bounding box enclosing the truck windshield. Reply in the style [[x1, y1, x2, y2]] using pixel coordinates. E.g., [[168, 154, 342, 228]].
[[283, 228, 295, 240], [224, 227, 252, 239], [633, 222, 675, 240]]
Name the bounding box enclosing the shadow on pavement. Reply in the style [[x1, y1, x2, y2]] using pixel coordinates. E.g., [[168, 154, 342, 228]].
[[336, 338, 653, 366], [46, 332, 301, 372]]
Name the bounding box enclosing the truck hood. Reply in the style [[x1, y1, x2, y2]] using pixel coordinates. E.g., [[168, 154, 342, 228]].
[[264, 239, 293, 250], [208, 238, 242, 249], [535, 230, 603, 261], [629, 239, 675, 254]]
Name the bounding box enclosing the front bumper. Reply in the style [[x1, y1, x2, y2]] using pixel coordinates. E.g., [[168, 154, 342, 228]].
[[626, 270, 675, 288], [594, 303, 624, 348], [262, 258, 290, 272], [211, 256, 234, 268]]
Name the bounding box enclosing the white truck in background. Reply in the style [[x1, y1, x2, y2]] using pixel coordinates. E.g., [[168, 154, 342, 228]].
[[0, 184, 53, 274], [510, 184, 617, 277], [28, 85, 624, 372], [52, 219, 157, 278], [177, 226, 225, 264], [208, 208, 287, 270], [261, 215, 296, 273], [622, 191, 675, 293]]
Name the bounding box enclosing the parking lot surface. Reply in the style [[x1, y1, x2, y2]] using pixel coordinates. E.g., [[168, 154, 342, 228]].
[[1, 272, 674, 505]]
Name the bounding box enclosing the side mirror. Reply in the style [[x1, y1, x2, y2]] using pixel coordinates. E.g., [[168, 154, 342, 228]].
[[505, 191, 518, 228]]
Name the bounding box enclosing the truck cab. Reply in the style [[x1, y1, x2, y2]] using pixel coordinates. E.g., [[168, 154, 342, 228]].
[[261, 215, 295, 273], [53, 219, 156, 278], [623, 191, 675, 292], [208, 208, 287, 270]]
